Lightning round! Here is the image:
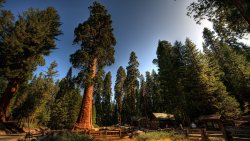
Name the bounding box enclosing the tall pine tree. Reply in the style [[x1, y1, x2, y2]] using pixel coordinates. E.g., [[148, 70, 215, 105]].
[[102, 72, 112, 126], [203, 28, 250, 113], [114, 66, 126, 125], [94, 68, 105, 126], [123, 51, 140, 123]]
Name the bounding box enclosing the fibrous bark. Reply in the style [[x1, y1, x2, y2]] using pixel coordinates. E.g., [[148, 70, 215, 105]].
[[0, 79, 19, 122], [73, 59, 97, 130]]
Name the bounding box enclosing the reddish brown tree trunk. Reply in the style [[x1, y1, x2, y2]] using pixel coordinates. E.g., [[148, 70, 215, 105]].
[[73, 58, 97, 130], [0, 79, 19, 122]]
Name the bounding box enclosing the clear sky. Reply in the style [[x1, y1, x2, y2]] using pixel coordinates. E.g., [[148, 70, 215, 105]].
[[3, 0, 213, 91]]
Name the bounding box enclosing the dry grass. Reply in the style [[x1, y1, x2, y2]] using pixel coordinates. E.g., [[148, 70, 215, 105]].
[[136, 131, 187, 141]]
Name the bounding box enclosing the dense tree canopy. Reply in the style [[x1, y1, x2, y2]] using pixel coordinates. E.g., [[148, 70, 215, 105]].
[[0, 6, 62, 121], [203, 28, 250, 112], [1, 0, 249, 131], [187, 0, 250, 38]]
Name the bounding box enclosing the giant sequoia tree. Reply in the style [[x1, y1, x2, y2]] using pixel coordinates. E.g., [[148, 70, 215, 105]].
[[0, 6, 61, 122], [70, 2, 116, 129]]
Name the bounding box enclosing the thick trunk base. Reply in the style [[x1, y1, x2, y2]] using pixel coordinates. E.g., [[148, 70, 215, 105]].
[[73, 58, 97, 130], [0, 80, 18, 122], [73, 84, 94, 130]]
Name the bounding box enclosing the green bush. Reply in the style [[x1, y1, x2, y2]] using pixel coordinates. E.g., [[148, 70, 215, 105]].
[[38, 131, 94, 141], [136, 131, 186, 141]]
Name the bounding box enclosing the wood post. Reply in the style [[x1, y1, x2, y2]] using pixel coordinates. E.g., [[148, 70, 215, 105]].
[[201, 128, 208, 140]]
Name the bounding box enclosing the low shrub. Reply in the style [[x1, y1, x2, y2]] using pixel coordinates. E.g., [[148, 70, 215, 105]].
[[38, 131, 94, 141], [136, 131, 186, 141]]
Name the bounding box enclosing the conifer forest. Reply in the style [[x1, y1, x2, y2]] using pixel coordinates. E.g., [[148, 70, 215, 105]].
[[0, 0, 250, 141]]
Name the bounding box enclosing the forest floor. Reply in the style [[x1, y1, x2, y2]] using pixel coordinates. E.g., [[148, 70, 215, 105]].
[[97, 138, 137, 141], [0, 135, 23, 141], [97, 137, 173, 141]]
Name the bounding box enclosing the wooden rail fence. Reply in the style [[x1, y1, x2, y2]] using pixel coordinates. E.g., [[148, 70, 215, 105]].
[[230, 128, 250, 141], [183, 128, 225, 141], [89, 130, 124, 139]]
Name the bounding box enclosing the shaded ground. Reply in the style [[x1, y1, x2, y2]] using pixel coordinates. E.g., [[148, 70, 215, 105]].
[[0, 135, 23, 141]]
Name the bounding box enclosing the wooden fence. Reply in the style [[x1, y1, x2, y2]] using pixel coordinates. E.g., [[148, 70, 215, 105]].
[[230, 128, 250, 141], [25, 129, 127, 140], [183, 128, 225, 141], [89, 130, 124, 139]]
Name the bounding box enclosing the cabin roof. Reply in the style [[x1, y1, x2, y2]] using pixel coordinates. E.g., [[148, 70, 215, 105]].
[[152, 113, 175, 119], [131, 116, 148, 121], [199, 114, 222, 120]]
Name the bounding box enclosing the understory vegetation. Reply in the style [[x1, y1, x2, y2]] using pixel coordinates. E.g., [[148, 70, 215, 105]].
[[38, 132, 94, 141], [136, 131, 186, 141]]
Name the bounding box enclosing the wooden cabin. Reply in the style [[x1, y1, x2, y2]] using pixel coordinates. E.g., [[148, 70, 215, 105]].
[[198, 114, 224, 131], [131, 116, 149, 128], [150, 113, 176, 129]]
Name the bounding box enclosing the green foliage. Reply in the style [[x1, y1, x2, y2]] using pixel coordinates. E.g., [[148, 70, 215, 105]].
[[114, 66, 126, 124], [188, 0, 250, 61], [94, 69, 105, 126], [123, 51, 140, 123], [155, 41, 186, 118], [0, 5, 61, 121], [11, 61, 60, 126], [92, 103, 97, 127], [150, 70, 161, 112], [141, 70, 161, 117], [155, 38, 241, 124], [39, 132, 94, 141], [49, 68, 82, 129], [187, 0, 250, 38], [144, 72, 152, 117], [49, 96, 68, 129], [0, 76, 7, 94], [0, 7, 62, 83], [70, 1, 116, 84], [203, 28, 250, 113], [136, 131, 186, 141], [139, 74, 147, 117], [102, 72, 113, 126]]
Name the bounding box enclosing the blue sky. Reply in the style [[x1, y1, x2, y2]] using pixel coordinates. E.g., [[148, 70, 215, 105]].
[[4, 0, 213, 91]]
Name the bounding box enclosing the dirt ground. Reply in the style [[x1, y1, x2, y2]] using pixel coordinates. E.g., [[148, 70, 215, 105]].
[[0, 135, 23, 141]]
